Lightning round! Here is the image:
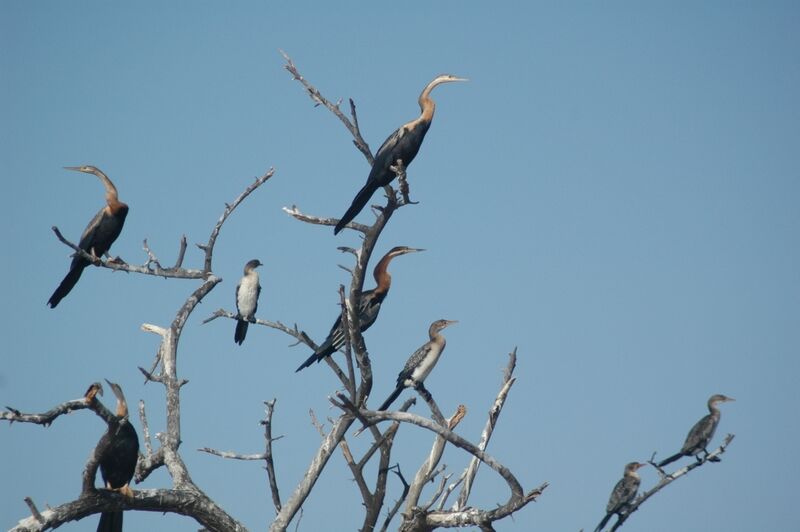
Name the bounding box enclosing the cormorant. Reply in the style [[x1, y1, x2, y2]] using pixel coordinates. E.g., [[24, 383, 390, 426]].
[[594, 462, 646, 532], [95, 380, 139, 532], [296, 246, 424, 371], [48, 166, 129, 308], [234, 259, 262, 345], [333, 74, 467, 234], [658, 393, 734, 468], [377, 319, 457, 411]]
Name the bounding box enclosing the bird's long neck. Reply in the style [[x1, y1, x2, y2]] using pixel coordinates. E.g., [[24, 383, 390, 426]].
[[708, 400, 722, 418], [94, 169, 123, 209], [116, 399, 128, 418], [417, 80, 439, 123], [372, 254, 394, 296]]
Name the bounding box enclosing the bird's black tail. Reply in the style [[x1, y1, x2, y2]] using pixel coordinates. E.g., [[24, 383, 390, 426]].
[[594, 512, 612, 532], [234, 320, 248, 345], [48, 262, 87, 308], [334, 181, 378, 234], [657, 452, 684, 468], [377, 387, 403, 412], [97, 510, 123, 532], [295, 339, 338, 372]]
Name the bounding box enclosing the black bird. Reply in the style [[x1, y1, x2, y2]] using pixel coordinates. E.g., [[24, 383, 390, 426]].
[[658, 393, 734, 468], [594, 462, 646, 532], [296, 246, 424, 371], [334, 74, 467, 234], [377, 319, 457, 411], [95, 380, 139, 532], [234, 259, 262, 345], [48, 166, 129, 308]]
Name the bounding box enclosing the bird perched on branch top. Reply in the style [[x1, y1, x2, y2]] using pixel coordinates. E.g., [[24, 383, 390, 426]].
[[95, 380, 139, 532], [48, 166, 129, 308], [234, 259, 262, 345], [333, 74, 467, 234], [657, 393, 734, 468], [296, 246, 424, 371], [377, 319, 457, 411], [594, 462, 646, 532]]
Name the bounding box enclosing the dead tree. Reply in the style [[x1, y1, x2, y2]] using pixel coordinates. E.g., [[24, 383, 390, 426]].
[[2, 52, 733, 532]]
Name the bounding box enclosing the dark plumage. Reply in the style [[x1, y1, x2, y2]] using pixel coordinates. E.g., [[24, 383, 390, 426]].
[[658, 394, 734, 468], [95, 381, 139, 532], [234, 259, 262, 345], [595, 462, 645, 532], [377, 319, 457, 411], [334, 74, 467, 234], [48, 166, 128, 308], [296, 246, 424, 372]]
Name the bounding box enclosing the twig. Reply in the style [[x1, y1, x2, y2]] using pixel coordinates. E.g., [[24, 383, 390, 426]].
[[263, 399, 282, 513], [280, 51, 373, 164]]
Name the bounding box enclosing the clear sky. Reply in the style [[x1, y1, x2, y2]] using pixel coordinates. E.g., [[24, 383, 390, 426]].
[[2, 2, 798, 531]]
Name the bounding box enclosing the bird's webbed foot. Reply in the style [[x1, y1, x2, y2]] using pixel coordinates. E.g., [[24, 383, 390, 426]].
[[118, 483, 134, 498], [107, 255, 126, 265]]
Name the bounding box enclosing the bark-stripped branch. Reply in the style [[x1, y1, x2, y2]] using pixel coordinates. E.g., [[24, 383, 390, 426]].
[[455, 349, 517, 510], [200, 168, 275, 272], [336, 396, 547, 530], [51, 227, 206, 279], [280, 50, 373, 164], [9, 488, 246, 532]]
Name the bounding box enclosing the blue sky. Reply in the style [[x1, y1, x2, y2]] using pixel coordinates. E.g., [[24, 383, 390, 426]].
[[2, 2, 799, 531]]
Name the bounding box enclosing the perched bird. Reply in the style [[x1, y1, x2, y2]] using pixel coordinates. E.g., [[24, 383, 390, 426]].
[[234, 259, 262, 345], [334, 74, 467, 234], [594, 462, 646, 532], [296, 246, 424, 371], [95, 380, 139, 532], [48, 166, 129, 308], [377, 319, 457, 411], [658, 394, 735, 468]]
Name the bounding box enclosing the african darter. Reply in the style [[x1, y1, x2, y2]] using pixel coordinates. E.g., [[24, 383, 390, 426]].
[[94, 380, 139, 532], [48, 166, 129, 308], [377, 319, 457, 411], [594, 462, 646, 532], [658, 393, 734, 467], [333, 74, 467, 234], [234, 259, 262, 345], [295, 246, 424, 371]]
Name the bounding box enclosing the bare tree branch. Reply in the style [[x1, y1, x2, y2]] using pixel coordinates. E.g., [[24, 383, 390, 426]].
[[9, 489, 247, 532], [280, 50, 373, 164], [455, 349, 517, 510], [263, 399, 283, 514], [201, 169, 275, 272], [404, 406, 467, 514]]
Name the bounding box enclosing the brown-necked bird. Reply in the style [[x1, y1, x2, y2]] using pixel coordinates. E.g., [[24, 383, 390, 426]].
[[377, 319, 457, 411], [658, 393, 734, 468], [95, 380, 139, 532], [594, 462, 646, 532], [296, 246, 424, 371], [48, 166, 128, 308], [234, 259, 262, 345], [334, 74, 467, 234]]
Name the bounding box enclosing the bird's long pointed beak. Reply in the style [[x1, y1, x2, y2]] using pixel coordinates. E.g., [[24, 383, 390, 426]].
[[452, 76, 468, 82], [63, 166, 82, 172], [445, 320, 459, 327], [407, 247, 425, 253]]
